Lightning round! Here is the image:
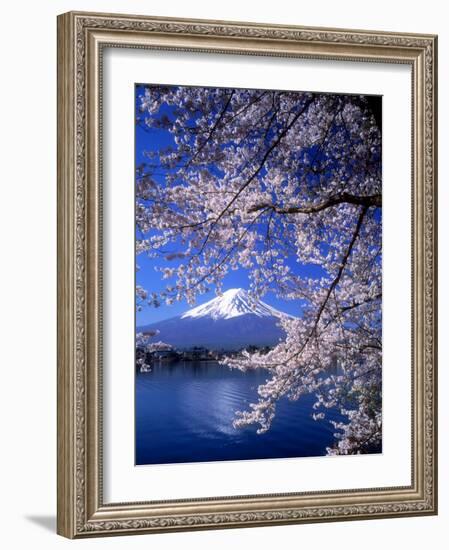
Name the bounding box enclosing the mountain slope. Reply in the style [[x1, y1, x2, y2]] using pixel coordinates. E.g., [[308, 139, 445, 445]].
[[138, 288, 292, 350]]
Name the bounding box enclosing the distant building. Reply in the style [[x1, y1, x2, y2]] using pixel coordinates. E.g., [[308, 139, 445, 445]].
[[181, 347, 211, 361], [150, 349, 179, 363]]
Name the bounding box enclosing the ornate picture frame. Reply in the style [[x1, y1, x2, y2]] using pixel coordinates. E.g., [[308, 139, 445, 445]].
[[57, 11, 437, 538]]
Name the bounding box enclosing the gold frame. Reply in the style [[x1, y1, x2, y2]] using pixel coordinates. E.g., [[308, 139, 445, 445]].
[[57, 11, 438, 538]]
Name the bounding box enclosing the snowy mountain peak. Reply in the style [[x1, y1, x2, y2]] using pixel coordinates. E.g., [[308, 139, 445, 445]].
[[138, 288, 295, 350], [181, 288, 289, 321]]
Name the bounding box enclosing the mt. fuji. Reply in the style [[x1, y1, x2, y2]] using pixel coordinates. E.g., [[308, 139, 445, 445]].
[[137, 288, 293, 350]]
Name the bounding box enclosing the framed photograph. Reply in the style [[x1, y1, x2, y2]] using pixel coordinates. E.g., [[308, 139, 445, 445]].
[[57, 11, 438, 538]]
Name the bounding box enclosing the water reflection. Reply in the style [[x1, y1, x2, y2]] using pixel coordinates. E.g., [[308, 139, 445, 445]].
[[136, 361, 342, 465]]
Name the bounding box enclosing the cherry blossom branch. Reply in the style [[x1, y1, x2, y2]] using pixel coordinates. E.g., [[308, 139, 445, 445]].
[[181, 90, 235, 171], [247, 192, 381, 215], [197, 97, 315, 254]]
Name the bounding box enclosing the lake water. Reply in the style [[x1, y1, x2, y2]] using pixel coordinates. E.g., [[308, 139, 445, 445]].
[[136, 360, 343, 465]]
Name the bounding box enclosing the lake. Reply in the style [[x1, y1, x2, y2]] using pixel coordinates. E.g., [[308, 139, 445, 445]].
[[136, 360, 343, 465]]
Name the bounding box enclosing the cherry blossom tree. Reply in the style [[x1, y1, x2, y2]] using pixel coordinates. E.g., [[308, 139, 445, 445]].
[[136, 84, 382, 455], [136, 331, 174, 370]]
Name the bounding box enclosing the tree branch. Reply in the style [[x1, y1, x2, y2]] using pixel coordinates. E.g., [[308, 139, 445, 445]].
[[197, 97, 315, 254], [248, 192, 381, 215], [312, 205, 368, 335], [182, 90, 235, 170]]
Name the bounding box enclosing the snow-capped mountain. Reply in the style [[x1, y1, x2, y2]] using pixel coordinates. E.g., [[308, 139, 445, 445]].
[[138, 288, 292, 350], [181, 288, 286, 320]]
